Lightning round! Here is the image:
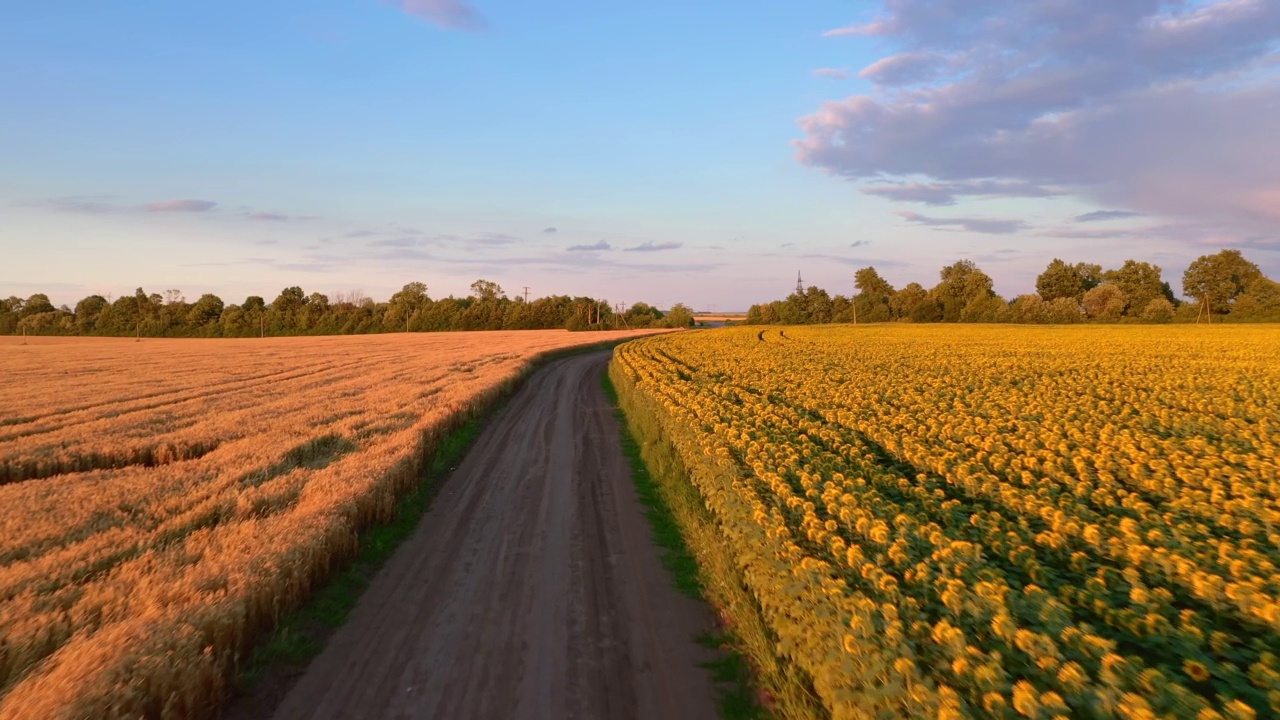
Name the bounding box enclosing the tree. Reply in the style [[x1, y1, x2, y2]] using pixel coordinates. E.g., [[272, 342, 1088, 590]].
[[470, 279, 505, 301], [933, 260, 994, 322], [663, 303, 695, 328], [1012, 294, 1046, 323], [1104, 260, 1170, 317], [1083, 283, 1127, 321], [1140, 297, 1175, 323], [0, 298, 18, 334], [21, 294, 56, 318], [272, 286, 307, 314], [1036, 259, 1078, 302], [187, 294, 225, 328], [242, 295, 267, 337], [1044, 297, 1083, 324], [1036, 259, 1100, 302], [890, 283, 933, 322], [74, 295, 110, 333], [1229, 276, 1280, 322], [388, 282, 429, 331], [133, 288, 157, 338], [1182, 249, 1264, 317], [854, 267, 895, 322]]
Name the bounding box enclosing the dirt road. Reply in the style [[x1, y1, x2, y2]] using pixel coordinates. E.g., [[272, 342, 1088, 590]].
[[269, 351, 719, 720]]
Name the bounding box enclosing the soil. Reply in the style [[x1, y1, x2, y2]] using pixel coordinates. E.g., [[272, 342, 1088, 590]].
[[260, 351, 719, 720]]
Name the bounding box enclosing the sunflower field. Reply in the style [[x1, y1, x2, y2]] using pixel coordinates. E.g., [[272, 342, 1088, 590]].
[[610, 325, 1280, 720]]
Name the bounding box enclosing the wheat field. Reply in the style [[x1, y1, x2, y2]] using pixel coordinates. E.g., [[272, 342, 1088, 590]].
[[0, 331, 657, 718]]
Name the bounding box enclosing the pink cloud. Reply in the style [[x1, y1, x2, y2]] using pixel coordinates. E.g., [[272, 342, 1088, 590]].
[[812, 67, 851, 80], [391, 0, 485, 31], [823, 19, 893, 37], [144, 199, 218, 213]]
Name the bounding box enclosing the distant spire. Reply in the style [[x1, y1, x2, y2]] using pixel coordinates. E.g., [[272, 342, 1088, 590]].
[[796, 271, 804, 294]]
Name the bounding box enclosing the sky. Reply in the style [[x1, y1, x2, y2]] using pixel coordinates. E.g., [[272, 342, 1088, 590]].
[[2, 0, 1278, 311]]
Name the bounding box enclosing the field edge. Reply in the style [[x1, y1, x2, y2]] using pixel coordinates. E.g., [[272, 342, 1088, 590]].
[[607, 357, 828, 720], [602, 370, 766, 720]]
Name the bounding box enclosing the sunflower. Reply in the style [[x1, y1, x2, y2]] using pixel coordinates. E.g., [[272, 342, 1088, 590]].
[[1183, 660, 1212, 683]]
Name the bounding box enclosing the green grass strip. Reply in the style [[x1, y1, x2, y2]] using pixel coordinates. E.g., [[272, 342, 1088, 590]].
[[603, 371, 766, 720]]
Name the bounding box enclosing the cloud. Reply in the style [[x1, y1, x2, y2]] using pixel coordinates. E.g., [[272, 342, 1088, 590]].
[[624, 241, 683, 252], [895, 211, 1027, 235], [473, 232, 519, 246], [24, 196, 118, 214], [145, 199, 218, 213], [389, 0, 485, 31], [1076, 210, 1144, 223], [798, 0, 1280, 240], [857, 52, 947, 85], [822, 19, 892, 38], [27, 196, 221, 215], [812, 67, 851, 80], [248, 212, 290, 222], [862, 179, 1061, 206], [369, 237, 421, 248], [850, 240, 872, 248], [796, 253, 909, 268], [1039, 227, 1138, 240], [567, 240, 612, 252], [542, 226, 558, 233]]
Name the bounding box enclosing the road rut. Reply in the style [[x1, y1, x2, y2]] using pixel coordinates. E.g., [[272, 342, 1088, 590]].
[[269, 351, 719, 720]]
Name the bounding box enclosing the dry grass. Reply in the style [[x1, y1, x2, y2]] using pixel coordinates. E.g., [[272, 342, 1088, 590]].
[[0, 330, 661, 719]]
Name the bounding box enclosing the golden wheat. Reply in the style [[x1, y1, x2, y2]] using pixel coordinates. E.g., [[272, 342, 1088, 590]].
[[0, 330, 659, 719]]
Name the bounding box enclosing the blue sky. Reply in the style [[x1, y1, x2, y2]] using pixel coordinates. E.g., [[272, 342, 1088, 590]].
[[3, 0, 1278, 310]]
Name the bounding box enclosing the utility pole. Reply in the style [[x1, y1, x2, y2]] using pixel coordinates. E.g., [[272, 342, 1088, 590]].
[[522, 286, 530, 304]]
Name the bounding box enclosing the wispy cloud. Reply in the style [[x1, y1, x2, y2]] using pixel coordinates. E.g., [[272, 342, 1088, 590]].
[[23, 196, 119, 214], [895, 211, 1027, 235], [542, 226, 558, 233], [822, 19, 891, 38], [812, 67, 851, 80], [567, 240, 612, 252], [857, 52, 947, 85], [369, 237, 421, 248], [1075, 210, 1144, 223], [862, 180, 1062, 206], [624, 241, 683, 252], [850, 240, 872, 248], [27, 196, 221, 214], [247, 212, 291, 222], [389, 0, 485, 31], [473, 232, 519, 247], [145, 199, 218, 213]]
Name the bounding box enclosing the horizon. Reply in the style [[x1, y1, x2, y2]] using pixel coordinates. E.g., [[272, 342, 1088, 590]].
[[4, 1, 1278, 311]]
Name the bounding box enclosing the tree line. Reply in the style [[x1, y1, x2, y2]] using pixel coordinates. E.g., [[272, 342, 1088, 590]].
[[0, 280, 696, 337], [747, 249, 1280, 325]]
